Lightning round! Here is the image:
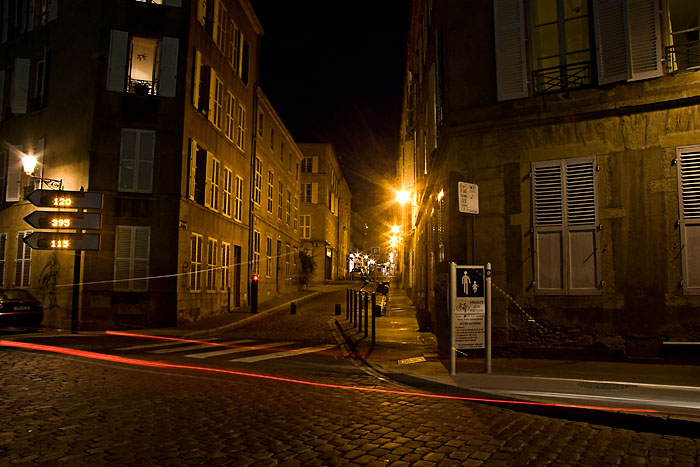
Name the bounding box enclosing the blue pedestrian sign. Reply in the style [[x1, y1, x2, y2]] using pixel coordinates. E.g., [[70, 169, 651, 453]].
[[456, 266, 484, 298]]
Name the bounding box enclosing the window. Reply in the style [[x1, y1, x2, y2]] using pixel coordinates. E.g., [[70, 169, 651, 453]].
[[532, 157, 599, 294], [286, 190, 291, 225], [107, 31, 178, 97], [225, 92, 235, 140], [258, 112, 264, 137], [267, 171, 274, 213], [206, 154, 220, 210], [270, 128, 275, 149], [301, 157, 313, 173], [119, 129, 155, 193], [293, 196, 299, 231], [213, 0, 227, 51], [15, 231, 31, 288], [530, 0, 592, 93], [253, 230, 260, 275], [296, 163, 299, 181], [285, 244, 290, 278], [300, 215, 310, 239], [188, 139, 207, 205], [190, 233, 203, 291], [266, 237, 272, 277], [34, 0, 50, 28], [212, 76, 224, 128], [301, 183, 312, 203], [666, 0, 700, 73], [677, 145, 700, 294], [0, 232, 5, 286], [222, 167, 232, 217], [234, 175, 243, 221], [225, 19, 236, 65], [253, 157, 262, 205], [114, 226, 150, 292], [277, 181, 283, 220], [221, 242, 230, 289], [236, 104, 246, 150], [281, 141, 285, 162], [30, 57, 47, 111], [206, 238, 217, 290]]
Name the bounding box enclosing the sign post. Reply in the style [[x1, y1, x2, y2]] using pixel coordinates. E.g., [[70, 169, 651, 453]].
[[450, 262, 491, 375]]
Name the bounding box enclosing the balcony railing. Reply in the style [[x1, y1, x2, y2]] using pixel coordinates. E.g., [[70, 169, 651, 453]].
[[666, 39, 700, 74], [532, 61, 592, 95], [128, 78, 158, 96]]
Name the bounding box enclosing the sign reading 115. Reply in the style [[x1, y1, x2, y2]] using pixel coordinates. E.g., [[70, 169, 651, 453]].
[[51, 239, 70, 249], [53, 196, 72, 207]]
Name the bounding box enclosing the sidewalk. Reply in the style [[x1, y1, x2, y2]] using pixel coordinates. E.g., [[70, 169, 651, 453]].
[[334, 281, 700, 433]]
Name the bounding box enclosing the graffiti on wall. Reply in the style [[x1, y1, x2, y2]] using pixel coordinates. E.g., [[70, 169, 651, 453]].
[[38, 252, 62, 312]]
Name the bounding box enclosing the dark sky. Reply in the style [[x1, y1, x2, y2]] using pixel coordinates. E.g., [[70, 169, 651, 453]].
[[250, 1, 409, 216]]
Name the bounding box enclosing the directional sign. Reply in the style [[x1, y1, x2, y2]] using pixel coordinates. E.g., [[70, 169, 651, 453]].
[[23, 211, 102, 230], [26, 190, 103, 209], [23, 232, 100, 251]]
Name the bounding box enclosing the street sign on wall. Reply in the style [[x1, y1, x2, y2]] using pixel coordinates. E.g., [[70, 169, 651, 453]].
[[458, 182, 479, 214], [26, 189, 103, 209], [22, 232, 100, 251], [23, 211, 102, 230]]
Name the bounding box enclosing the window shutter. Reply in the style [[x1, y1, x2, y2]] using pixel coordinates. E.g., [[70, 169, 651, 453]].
[[677, 146, 700, 294], [119, 129, 137, 191], [198, 66, 211, 114], [0, 150, 7, 202], [107, 30, 128, 92], [593, 0, 630, 85], [311, 182, 318, 204], [132, 227, 150, 291], [48, 0, 58, 21], [114, 226, 131, 291], [207, 69, 216, 123], [6, 145, 22, 202], [205, 151, 213, 207], [493, 0, 528, 101], [2, 1, 8, 43], [158, 37, 178, 97], [0, 70, 5, 122], [241, 39, 249, 84], [196, 0, 206, 25], [10, 58, 30, 114], [192, 48, 201, 107], [188, 139, 196, 200], [137, 130, 154, 192], [312, 156, 318, 173], [565, 160, 599, 293], [27, 0, 33, 32], [532, 161, 565, 293], [627, 0, 661, 81]]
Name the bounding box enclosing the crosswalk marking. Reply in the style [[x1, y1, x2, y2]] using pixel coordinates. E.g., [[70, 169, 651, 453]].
[[220, 341, 295, 360], [184, 340, 257, 358], [117, 338, 216, 351], [231, 344, 336, 363], [150, 340, 248, 354]]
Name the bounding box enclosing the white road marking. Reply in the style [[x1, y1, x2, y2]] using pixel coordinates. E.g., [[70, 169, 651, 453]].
[[231, 344, 336, 363], [150, 340, 246, 354], [117, 338, 216, 350], [184, 340, 257, 358]]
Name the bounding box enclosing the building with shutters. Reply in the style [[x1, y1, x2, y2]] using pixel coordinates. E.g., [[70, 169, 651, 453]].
[[0, 0, 268, 329], [397, 0, 700, 358], [298, 143, 351, 283]]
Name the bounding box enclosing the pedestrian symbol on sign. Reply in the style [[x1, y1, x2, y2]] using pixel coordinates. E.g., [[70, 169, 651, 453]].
[[456, 267, 484, 298]]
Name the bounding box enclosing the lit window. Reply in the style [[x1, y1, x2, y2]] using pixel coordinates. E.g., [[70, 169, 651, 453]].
[[190, 233, 203, 291], [15, 231, 31, 288], [128, 36, 161, 95], [206, 238, 217, 290], [234, 176, 243, 222], [267, 171, 274, 213], [300, 215, 310, 239], [253, 231, 261, 275], [253, 157, 262, 205], [221, 242, 230, 289], [225, 92, 235, 140], [222, 167, 232, 217], [236, 104, 246, 150]]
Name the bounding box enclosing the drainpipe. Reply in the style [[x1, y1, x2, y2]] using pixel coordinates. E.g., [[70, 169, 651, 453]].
[[247, 36, 261, 306]]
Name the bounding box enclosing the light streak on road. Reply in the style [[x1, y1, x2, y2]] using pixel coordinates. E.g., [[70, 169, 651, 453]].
[[0, 339, 660, 414]]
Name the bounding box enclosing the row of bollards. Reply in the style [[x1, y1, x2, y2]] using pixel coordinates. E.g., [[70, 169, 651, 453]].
[[345, 288, 381, 345]]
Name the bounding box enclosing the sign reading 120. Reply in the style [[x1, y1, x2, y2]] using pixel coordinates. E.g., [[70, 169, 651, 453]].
[[53, 196, 72, 207]]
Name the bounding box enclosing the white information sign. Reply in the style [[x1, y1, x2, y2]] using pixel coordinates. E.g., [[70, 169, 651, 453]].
[[451, 264, 485, 349], [458, 182, 479, 214]]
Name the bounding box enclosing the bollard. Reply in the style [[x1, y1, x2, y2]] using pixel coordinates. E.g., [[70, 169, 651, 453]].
[[290, 302, 296, 314], [372, 293, 378, 346], [364, 291, 369, 337], [358, 292, 363, 331], [353, 290, 358, 327], [346, 289, 350, 320], [335, 303, 341, 316]]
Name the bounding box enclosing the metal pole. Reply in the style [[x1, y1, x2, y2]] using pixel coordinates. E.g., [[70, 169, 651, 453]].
[[450, 262, 456, 376], [486, 262, 492, 374], [353, 290, 357, 327], [371, 293, 376, 345], [346, 289, 349, 320], [358, 291, 363, 331], [71, 250, 81, 334], [364, 292, 369, 337]]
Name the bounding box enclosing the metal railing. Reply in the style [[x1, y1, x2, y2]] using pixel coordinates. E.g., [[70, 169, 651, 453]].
[[666, 39, 700, 74], [532, 61, 592, 95], [128, 78, 158, 96]]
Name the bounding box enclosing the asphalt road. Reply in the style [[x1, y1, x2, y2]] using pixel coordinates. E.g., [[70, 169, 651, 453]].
[[1, 288, 700, 465]]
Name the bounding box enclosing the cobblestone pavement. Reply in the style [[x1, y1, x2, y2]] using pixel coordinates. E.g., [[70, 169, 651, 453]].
[[2, 347, 700, 466]]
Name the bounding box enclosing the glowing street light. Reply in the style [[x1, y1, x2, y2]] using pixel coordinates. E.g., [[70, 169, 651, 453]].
[[391, 225, 400, 234], [396, 190, 410, 205], [21, 155, 38, 175]]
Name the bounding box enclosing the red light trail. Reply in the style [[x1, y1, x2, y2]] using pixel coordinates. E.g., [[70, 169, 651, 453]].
[[0, 339, 660, 415]]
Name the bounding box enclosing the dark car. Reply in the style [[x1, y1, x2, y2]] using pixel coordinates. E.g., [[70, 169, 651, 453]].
[[0, 289, 43, 329], [350, 267, 366, 280]]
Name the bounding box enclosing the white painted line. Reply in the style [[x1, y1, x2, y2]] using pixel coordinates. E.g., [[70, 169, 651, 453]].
[[225, 341, 296, 360], [118, 338, 216, 350], [184, 340, 257, 358], [150, 340, 245, 354], [231, 344, 336, 363], [500, 390, 700, 409]]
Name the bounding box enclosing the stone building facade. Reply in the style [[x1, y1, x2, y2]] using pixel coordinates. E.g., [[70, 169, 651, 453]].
[[398, 0, 700, 358]]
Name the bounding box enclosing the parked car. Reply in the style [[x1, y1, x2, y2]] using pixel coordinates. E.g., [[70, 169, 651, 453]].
[[350, 267, 366, 280], [0, 289, 43, 329]]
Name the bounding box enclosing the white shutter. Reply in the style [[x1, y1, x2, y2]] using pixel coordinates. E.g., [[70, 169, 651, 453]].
[[6, 145, 22, 202], [47, 0, 57, 21], [114, 226, 131, 291], [312, 156, 318, 173], [188, 139, 197, 200], [119, 129, 137, 191], [132, 227, 150, 291], [158, 37, 178, 97], [311, 182, 318, 204], [532, 161, 565, 293], [593, 0, 630, 84], [0, 70, 5, 122], [10, 58, 30, 114], [207, 69, 216, 123], [677, 146, 700, 294], [493, 0, 528, 101], [627, 0, 662, 81], [137, 130, 154, 192], [192, 48, 201, 107], [205, 151, 213, 207], [107, 30, 128, 92], [565, 160, 599, 293], [163, 0, 182, 6], [197, 0, 206, 26]]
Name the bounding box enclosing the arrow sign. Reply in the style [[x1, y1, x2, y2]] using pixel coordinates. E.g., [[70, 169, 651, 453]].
[[23, 211, 102, 230], [25, 190, 103, 209], [23, 232, 100, 251]]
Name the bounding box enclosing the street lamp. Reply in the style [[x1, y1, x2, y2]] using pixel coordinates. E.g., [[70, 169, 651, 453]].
[[396, 190, 410, 205], [21, 154, 62, 190]]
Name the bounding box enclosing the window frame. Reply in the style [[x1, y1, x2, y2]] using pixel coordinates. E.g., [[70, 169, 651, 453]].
[[190, 232, 203, 291]]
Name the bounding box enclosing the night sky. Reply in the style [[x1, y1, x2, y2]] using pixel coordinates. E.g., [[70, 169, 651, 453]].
[[250, 1, 410, 218]]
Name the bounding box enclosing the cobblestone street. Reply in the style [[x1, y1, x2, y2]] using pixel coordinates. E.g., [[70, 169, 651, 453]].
[[2, 348, 699, 466]]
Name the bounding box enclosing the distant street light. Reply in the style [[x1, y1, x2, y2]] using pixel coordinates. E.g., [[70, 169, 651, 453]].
[[396, 190, 410, 205]]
